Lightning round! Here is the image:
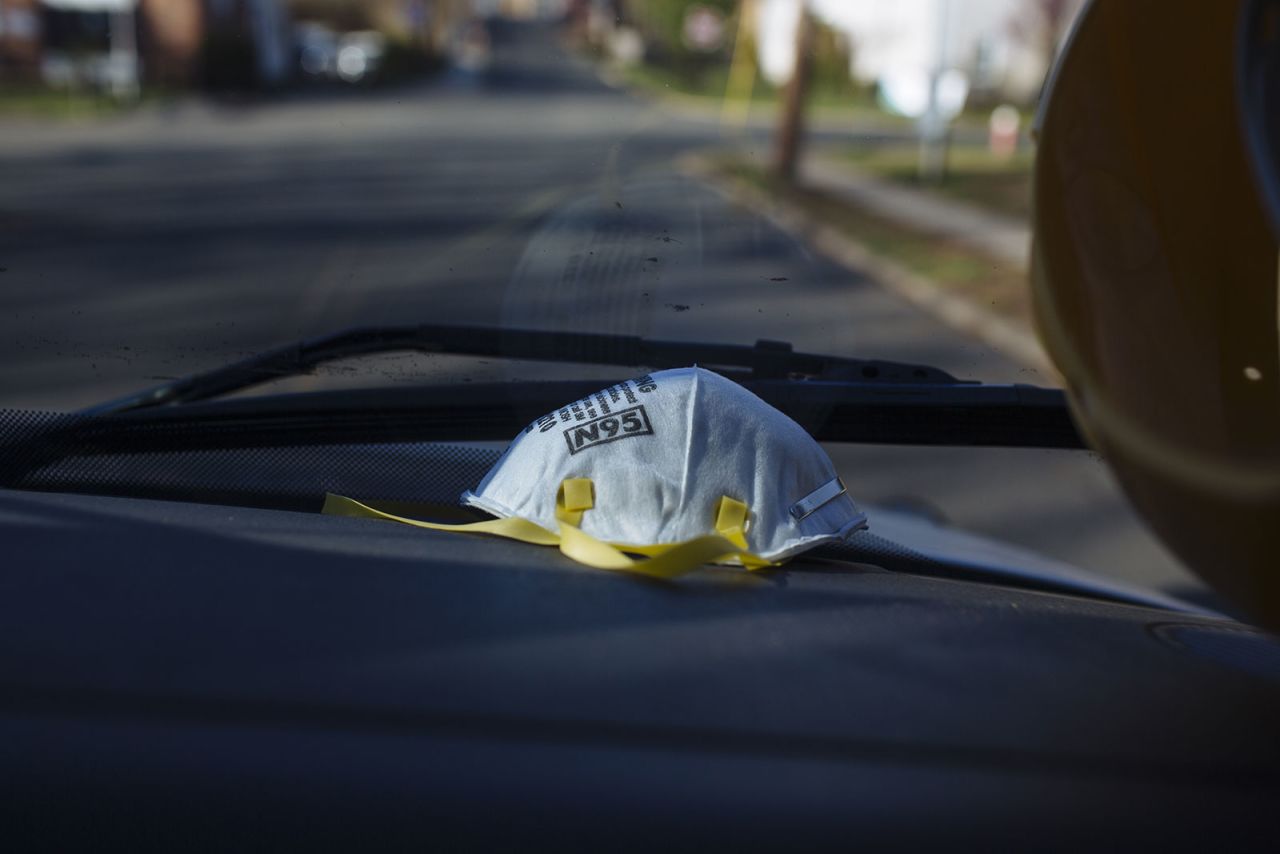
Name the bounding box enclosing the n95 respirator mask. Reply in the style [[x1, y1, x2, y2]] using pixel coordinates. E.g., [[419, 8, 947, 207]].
[[325, 367, 867, 578]]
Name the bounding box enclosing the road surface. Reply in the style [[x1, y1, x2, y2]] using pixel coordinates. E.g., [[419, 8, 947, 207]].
[[0, 20, 1200, 596]]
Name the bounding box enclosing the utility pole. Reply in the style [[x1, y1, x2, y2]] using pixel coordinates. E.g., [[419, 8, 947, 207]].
[[720, 0, 758, 134], [917, 0, 951, 183], [771, 0, 815, 183]]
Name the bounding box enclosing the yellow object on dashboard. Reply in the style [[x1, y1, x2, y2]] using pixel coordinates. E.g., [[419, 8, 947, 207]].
[[1032, 0, 1280, 625], [324, 366, 869, 580], [323, 481, 775, 580]]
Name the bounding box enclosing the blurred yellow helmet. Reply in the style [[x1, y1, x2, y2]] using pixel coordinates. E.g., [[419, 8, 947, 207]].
[[1032, 0, 1280, 626]]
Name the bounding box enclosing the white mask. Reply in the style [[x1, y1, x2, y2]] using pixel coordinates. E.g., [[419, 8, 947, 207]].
[[325, 367, 867, 577]]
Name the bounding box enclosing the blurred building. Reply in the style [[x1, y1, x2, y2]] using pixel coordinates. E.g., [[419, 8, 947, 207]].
[[0, 0, 42, 79], [138, 0, 206, 85], [0, 0, 292, 90]]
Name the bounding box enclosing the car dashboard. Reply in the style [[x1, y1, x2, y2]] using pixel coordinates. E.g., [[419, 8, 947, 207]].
[[3, 462, 1280, 849]]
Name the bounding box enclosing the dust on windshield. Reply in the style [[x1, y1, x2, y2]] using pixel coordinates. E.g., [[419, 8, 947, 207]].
[[0, 0, 1201, 594]]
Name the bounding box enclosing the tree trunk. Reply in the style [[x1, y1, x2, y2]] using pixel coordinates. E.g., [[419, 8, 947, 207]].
[[771, 2, 816, 183]]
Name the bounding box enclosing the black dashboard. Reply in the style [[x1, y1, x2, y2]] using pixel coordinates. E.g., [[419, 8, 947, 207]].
[[3, 483, 1279, 851]]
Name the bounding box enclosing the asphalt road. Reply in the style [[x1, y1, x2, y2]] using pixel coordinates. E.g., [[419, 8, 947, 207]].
[[0, 21, 1202, 596]]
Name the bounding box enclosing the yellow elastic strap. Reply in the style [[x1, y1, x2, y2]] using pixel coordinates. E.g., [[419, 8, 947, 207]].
[[322, 493, 561, 546], [555, 477, 594, 526], [322, 479, 778, 577], [557, 521, 767, 580], [711, 495, 771, 570], [714, 495, 750, 550]]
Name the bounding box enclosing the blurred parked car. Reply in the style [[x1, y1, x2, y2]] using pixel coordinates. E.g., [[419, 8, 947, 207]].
[[296, 22, 386, 84]]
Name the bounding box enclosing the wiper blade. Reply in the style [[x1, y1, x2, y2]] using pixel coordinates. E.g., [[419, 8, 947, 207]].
[[51, 325, 1084, 461], [83, 324, 967, 415], [97, 379, 1084, 449], [2, 345, 1086, 489], [4, 380, 1082, 496]]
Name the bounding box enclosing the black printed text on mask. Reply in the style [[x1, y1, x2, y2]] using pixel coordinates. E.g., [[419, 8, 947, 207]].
[[564, 405, 654, 455]]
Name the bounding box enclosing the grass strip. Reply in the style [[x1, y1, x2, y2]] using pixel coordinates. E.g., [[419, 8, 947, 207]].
[[710, 153, 1033, 327]]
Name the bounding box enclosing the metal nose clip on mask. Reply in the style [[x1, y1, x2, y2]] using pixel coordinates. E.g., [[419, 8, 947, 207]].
[[325, 367, 867, 578]]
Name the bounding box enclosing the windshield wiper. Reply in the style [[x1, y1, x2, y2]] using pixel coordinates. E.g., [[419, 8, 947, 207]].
[[83, 324, 967, 415], [52, 324, 1083, 454]]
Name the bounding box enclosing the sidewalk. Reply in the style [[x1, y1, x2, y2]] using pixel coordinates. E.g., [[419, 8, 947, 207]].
[[682, 149, 1052, 373], [803, 151, 1032, 271]]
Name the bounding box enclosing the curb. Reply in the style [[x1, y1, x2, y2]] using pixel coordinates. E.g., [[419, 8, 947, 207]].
[[678, 153, 1054, 376]]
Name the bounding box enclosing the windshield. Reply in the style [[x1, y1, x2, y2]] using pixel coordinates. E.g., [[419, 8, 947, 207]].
[[0, 0, 1204, 597]]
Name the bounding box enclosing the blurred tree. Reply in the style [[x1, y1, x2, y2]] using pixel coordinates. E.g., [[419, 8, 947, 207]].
[[287, 0, 374, 31], [771, 1, 814, 182], [720, 0, 757, 130], [287, 0, 467, 39], [1008, 0, 1085, 78], [620, 0, 737, 85], [808, 15, 853, 97], [287, 0, 470, 70]]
